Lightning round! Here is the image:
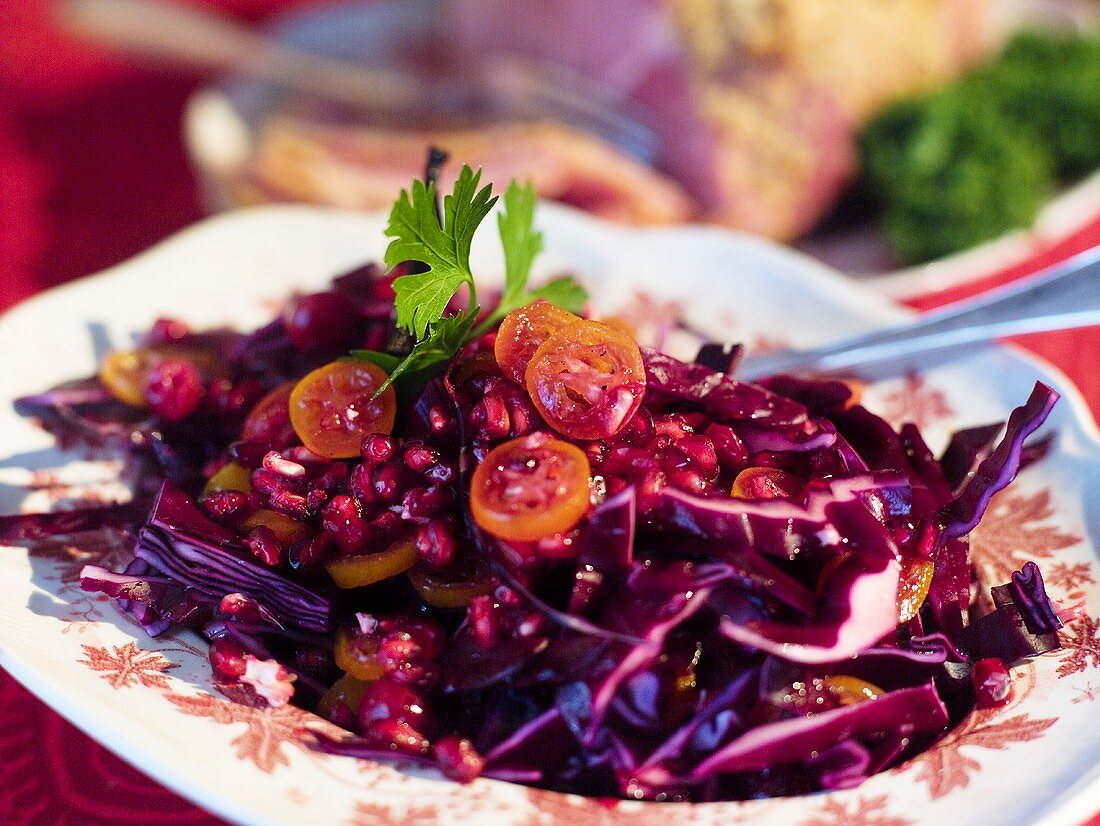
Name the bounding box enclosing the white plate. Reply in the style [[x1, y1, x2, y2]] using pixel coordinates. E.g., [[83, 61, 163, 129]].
[[1, 204, 1099, 826]]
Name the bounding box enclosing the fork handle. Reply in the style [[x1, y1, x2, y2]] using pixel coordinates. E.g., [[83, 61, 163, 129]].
[[740, 246, 1100, 379]]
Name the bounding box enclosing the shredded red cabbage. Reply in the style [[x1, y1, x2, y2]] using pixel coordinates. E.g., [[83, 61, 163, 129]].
[[4, 262, 1066, 802]]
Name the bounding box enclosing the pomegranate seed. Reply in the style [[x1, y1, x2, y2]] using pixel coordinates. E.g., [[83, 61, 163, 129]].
[[667, 469, 709, 496], [145, 358, 204, 421], [359, 679, 430, 728], [480, 394, 511, 439], [229, 441, 272, 468], [348, 463, 376, 502], [386, 618, 445, 659], [369, 511, 404, 545], [209, 636, 249, 680], [262, 451, 306, 479], [402, 486, 456, 520], [506, 397, 537, 437], [584, 442, 609, 468], [364, 718, 430, 756], [289, 532, 335, 570], [377, 635, 426, 682], [537, 531, 578, 560], [428, 404, 454, 436], [678, 434, 719, 479], [284, 445, 327, 464], [516, 612, 543, 638], [305, 489, 328, 511], [403, 443, 440, 473], [247, 526, 284, 567], [218, 593, 269, 624], [268, 488, 311, 520], [468, 596, 499, 649], [435, 736, 483, 783], [361, 434, 396, 464], [321, 495, 372, 555], [423, 461, 457, 485], [283, 291, 357, 352], [494, 585, 522, 608], [415, 520, 458, 569], [372, 461, 404, 504], [972, 658, 1012, 708], [202, 490, 249, 520], [706, 423, 749, 473], [654, 414, 692, 439], [146, 317, 190, 344]]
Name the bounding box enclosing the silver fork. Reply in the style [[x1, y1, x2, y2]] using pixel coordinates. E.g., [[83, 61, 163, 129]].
[[739, 246, 1100, 381], [59, 0, 659, 162]]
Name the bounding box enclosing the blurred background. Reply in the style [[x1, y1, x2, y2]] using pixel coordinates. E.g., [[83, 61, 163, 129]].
[[2, 0, 1099, 315]]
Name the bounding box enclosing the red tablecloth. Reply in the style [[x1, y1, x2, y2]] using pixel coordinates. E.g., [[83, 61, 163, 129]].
[[1, 2, 1098, 823]]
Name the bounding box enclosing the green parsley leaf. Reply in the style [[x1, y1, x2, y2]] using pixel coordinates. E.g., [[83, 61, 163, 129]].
[[385, 166, 497, 338], [498, 180, 544, 302], [363, 164, 589, 400], [527, 275, 588, 314]]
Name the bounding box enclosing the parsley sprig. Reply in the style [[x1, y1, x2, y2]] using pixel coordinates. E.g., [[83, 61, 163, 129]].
[[354, 165, 587, 395]]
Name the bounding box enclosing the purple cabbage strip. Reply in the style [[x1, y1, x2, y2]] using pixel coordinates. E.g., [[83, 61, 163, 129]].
[[0, 500, 147, 542], [690, 683, 949, 778], [941, 382, 1059, 539], [642, 348, 807, 426], [961, 562, 1063, 664], [118, 481, 335, 633]]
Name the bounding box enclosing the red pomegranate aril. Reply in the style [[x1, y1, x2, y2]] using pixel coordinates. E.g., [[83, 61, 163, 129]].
[[359, 679, 428, 727], [468, 595, 500, 649], [536, 531, 578, 560], [678, 434, 719, 479], [145, 358, 205, 421], [429, 404, 454, 436], [654, 414, 692, 440], [385, 618, 445, 659], [372, 461, 405, 504], [423, 461, 457, 485], [268, 488, 311, 520], [361, 434, 396, 464], [230, 440, 274, 468], [377, 635, 425, 682], [283, 291, 358, 352], [584, 442, 609, 468], [348, 463, 376, 502], [403, 443, 440, 473], [667, 469, 710, 496], [369, 511, 404, 545], [402, 486, 456, 520], [365, 718, 431, 756], [434, 736, 484, 783], [972, 658, 1012, 708], [507, 397, 537, 436], [605, 475, 629, 496], [203, 490, 249, 520], [321, 495, 372, 555], [494, 585, 523, 609], [706, 424, 749, 472], [247, 525, 285, 567], [209, 636, 249, 680], [146, 317, 190, 344], [262, 451, 306, 479], [480, 394, 512, 440], [290, 532, 335, 569], [415, 520, 458, 569], [305, 489, 328, 511]]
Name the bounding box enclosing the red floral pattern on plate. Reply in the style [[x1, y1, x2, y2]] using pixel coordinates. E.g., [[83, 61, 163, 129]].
[[1058, 615, 1100, 678], [165, 687, 317, 774], [969, 488, 1084, 588], [878, 373, 953, 429], [800, 793, 912, 826], [909, 708, 1058, 799], [78, 642, 177, 690]]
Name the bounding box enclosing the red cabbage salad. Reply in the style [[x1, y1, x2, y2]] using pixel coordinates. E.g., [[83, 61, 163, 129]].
[[1, 164, 1066, 801]]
